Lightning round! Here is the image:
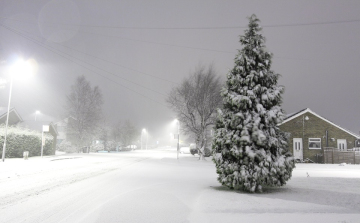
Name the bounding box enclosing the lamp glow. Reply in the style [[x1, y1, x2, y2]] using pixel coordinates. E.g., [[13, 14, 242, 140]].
[[2, 58, 35, 162]]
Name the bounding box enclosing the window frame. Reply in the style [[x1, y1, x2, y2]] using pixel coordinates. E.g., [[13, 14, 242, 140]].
[[308, 138, 321, 150]]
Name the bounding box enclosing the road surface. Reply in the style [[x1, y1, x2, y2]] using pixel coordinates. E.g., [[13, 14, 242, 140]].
[[1, 148, 360, 223]]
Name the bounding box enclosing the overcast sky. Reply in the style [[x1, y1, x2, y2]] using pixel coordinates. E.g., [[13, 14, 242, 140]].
[[1, 0, 360, 141]]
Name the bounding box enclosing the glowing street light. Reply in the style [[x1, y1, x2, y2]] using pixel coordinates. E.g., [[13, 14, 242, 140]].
[[35, 110, 40, 121], [2, 58, 34, 162]]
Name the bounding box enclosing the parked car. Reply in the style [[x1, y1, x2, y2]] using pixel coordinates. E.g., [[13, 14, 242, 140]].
[[179, 146, 190, 154]]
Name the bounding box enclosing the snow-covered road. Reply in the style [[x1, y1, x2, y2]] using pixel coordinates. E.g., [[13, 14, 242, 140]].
[[0, 149, 359, 223]]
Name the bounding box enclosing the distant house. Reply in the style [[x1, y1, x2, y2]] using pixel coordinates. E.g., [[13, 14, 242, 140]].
[[54, 118, 68, 145], [54, 116, 78, 145], [279, 108, 360, 163]]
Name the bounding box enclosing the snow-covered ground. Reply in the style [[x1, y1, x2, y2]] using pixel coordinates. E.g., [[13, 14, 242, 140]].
[[0, 148, 359, 223]]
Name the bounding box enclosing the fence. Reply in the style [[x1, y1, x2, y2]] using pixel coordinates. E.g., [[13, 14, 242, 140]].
[[323, 147, 360, 164]]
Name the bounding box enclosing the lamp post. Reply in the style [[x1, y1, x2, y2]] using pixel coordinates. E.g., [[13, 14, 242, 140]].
[[41, 125, 49, 158], [2, 59, 33, 162], [145, 132, 149, 150], [140, 129, 144, 150], [141, 129, 147, 150], [145, 129, 148, 150], [1, 77, 13, 162], [175, 119, 180, 159]]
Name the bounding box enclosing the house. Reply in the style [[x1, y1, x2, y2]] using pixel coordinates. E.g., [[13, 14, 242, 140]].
[[1, 107, 58, 154], [0, 107, 23, 125], [54, 118, 68, 145], [279, 108, 360, 163], [54, 116, 78, 145]]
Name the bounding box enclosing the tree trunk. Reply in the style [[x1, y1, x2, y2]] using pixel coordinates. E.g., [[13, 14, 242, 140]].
[[199, 145, 205, 160], [197, 135, 206, 161], [198, 130, 207, 160]]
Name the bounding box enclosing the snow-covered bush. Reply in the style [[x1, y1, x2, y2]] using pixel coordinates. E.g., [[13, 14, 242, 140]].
[[57, 140, 77, 153], [204, 147, 212, 157], [212, 15, 294, 193], [90, 143, 104, 152], [107, 140, 118, 151], [0, 125, 54, 158]]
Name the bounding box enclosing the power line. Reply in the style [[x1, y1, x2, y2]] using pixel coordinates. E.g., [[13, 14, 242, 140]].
[[0, 23, 178, 85], [1, 16, 358, 62], [78, 30, 235, 54], [263, 19, 360, 28], [1, 16, 360, 30], [47, 32, 313, 62], [1, 23, 168, 97], [0, 19, 317, 62], [6, 26, 179, 85], [1, 16, 339, 63], [0, 22, 317, 100], [52, 40, 178, 85], [0, 23, 168, 107], [0, 17, 235, 54]]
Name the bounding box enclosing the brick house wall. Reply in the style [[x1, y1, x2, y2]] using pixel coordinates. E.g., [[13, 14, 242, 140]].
[[279, 109, 358, 163]]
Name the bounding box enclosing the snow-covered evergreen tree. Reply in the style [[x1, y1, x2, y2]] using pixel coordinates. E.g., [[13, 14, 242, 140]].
[[212, 15, 294, 193]]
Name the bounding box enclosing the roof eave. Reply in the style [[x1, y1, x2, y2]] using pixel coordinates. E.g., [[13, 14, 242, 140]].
[[279, 108, 360, 139]]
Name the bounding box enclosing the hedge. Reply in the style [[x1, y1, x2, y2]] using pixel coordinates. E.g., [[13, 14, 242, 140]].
[[0, 125, 54, 158]]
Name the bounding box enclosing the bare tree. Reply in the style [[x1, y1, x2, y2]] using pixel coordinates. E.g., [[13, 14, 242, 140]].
[[167, 65, 222, 159], [97, 119, 110, 151], [111, 120, 138, 149], [110, 120, 122, 149], [120, 120, 138, 149], [65, 75, 103, 151]]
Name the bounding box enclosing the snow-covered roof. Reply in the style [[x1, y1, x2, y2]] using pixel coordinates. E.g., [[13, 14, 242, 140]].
[[280, 108, 360, 139], [0, 107, 23, 125]]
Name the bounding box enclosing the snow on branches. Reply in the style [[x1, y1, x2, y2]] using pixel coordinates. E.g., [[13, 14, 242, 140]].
[[212, 15, 294, 193]]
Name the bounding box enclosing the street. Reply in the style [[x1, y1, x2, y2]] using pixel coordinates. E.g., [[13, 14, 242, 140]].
[[1, 148, 360, 223]]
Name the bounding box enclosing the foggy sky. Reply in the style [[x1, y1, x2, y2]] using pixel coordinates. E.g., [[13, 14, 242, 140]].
[[1, 0, 360, 142]]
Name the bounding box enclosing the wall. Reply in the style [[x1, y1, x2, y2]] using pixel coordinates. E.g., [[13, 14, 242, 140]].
[[279, 111, 357, 162]]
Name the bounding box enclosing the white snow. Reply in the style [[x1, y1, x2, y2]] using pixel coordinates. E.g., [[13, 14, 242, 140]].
[[0, 149, 359, 223]]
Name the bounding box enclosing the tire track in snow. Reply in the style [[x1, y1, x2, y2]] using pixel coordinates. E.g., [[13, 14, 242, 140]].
[[0, 156, 150, 209]]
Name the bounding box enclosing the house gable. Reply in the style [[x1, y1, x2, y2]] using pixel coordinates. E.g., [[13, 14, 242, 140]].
[[0, 107, 23, 125], [279, 108, 359, 162], [280, 108, 360, 139]]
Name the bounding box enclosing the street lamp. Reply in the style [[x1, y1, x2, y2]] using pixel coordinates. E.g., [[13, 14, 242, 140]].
[[2, 58, 34, 162], [145, 129, 148, 150], [141, 129, 147, 150], [35, 110, 40, 121], [41, 125, 49, 158], [175, 119, 180, 159], [302, 115, 309, 139]]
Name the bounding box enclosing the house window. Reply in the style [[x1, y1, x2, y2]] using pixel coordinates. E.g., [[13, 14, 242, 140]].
[[309, 138, 321, 149]]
